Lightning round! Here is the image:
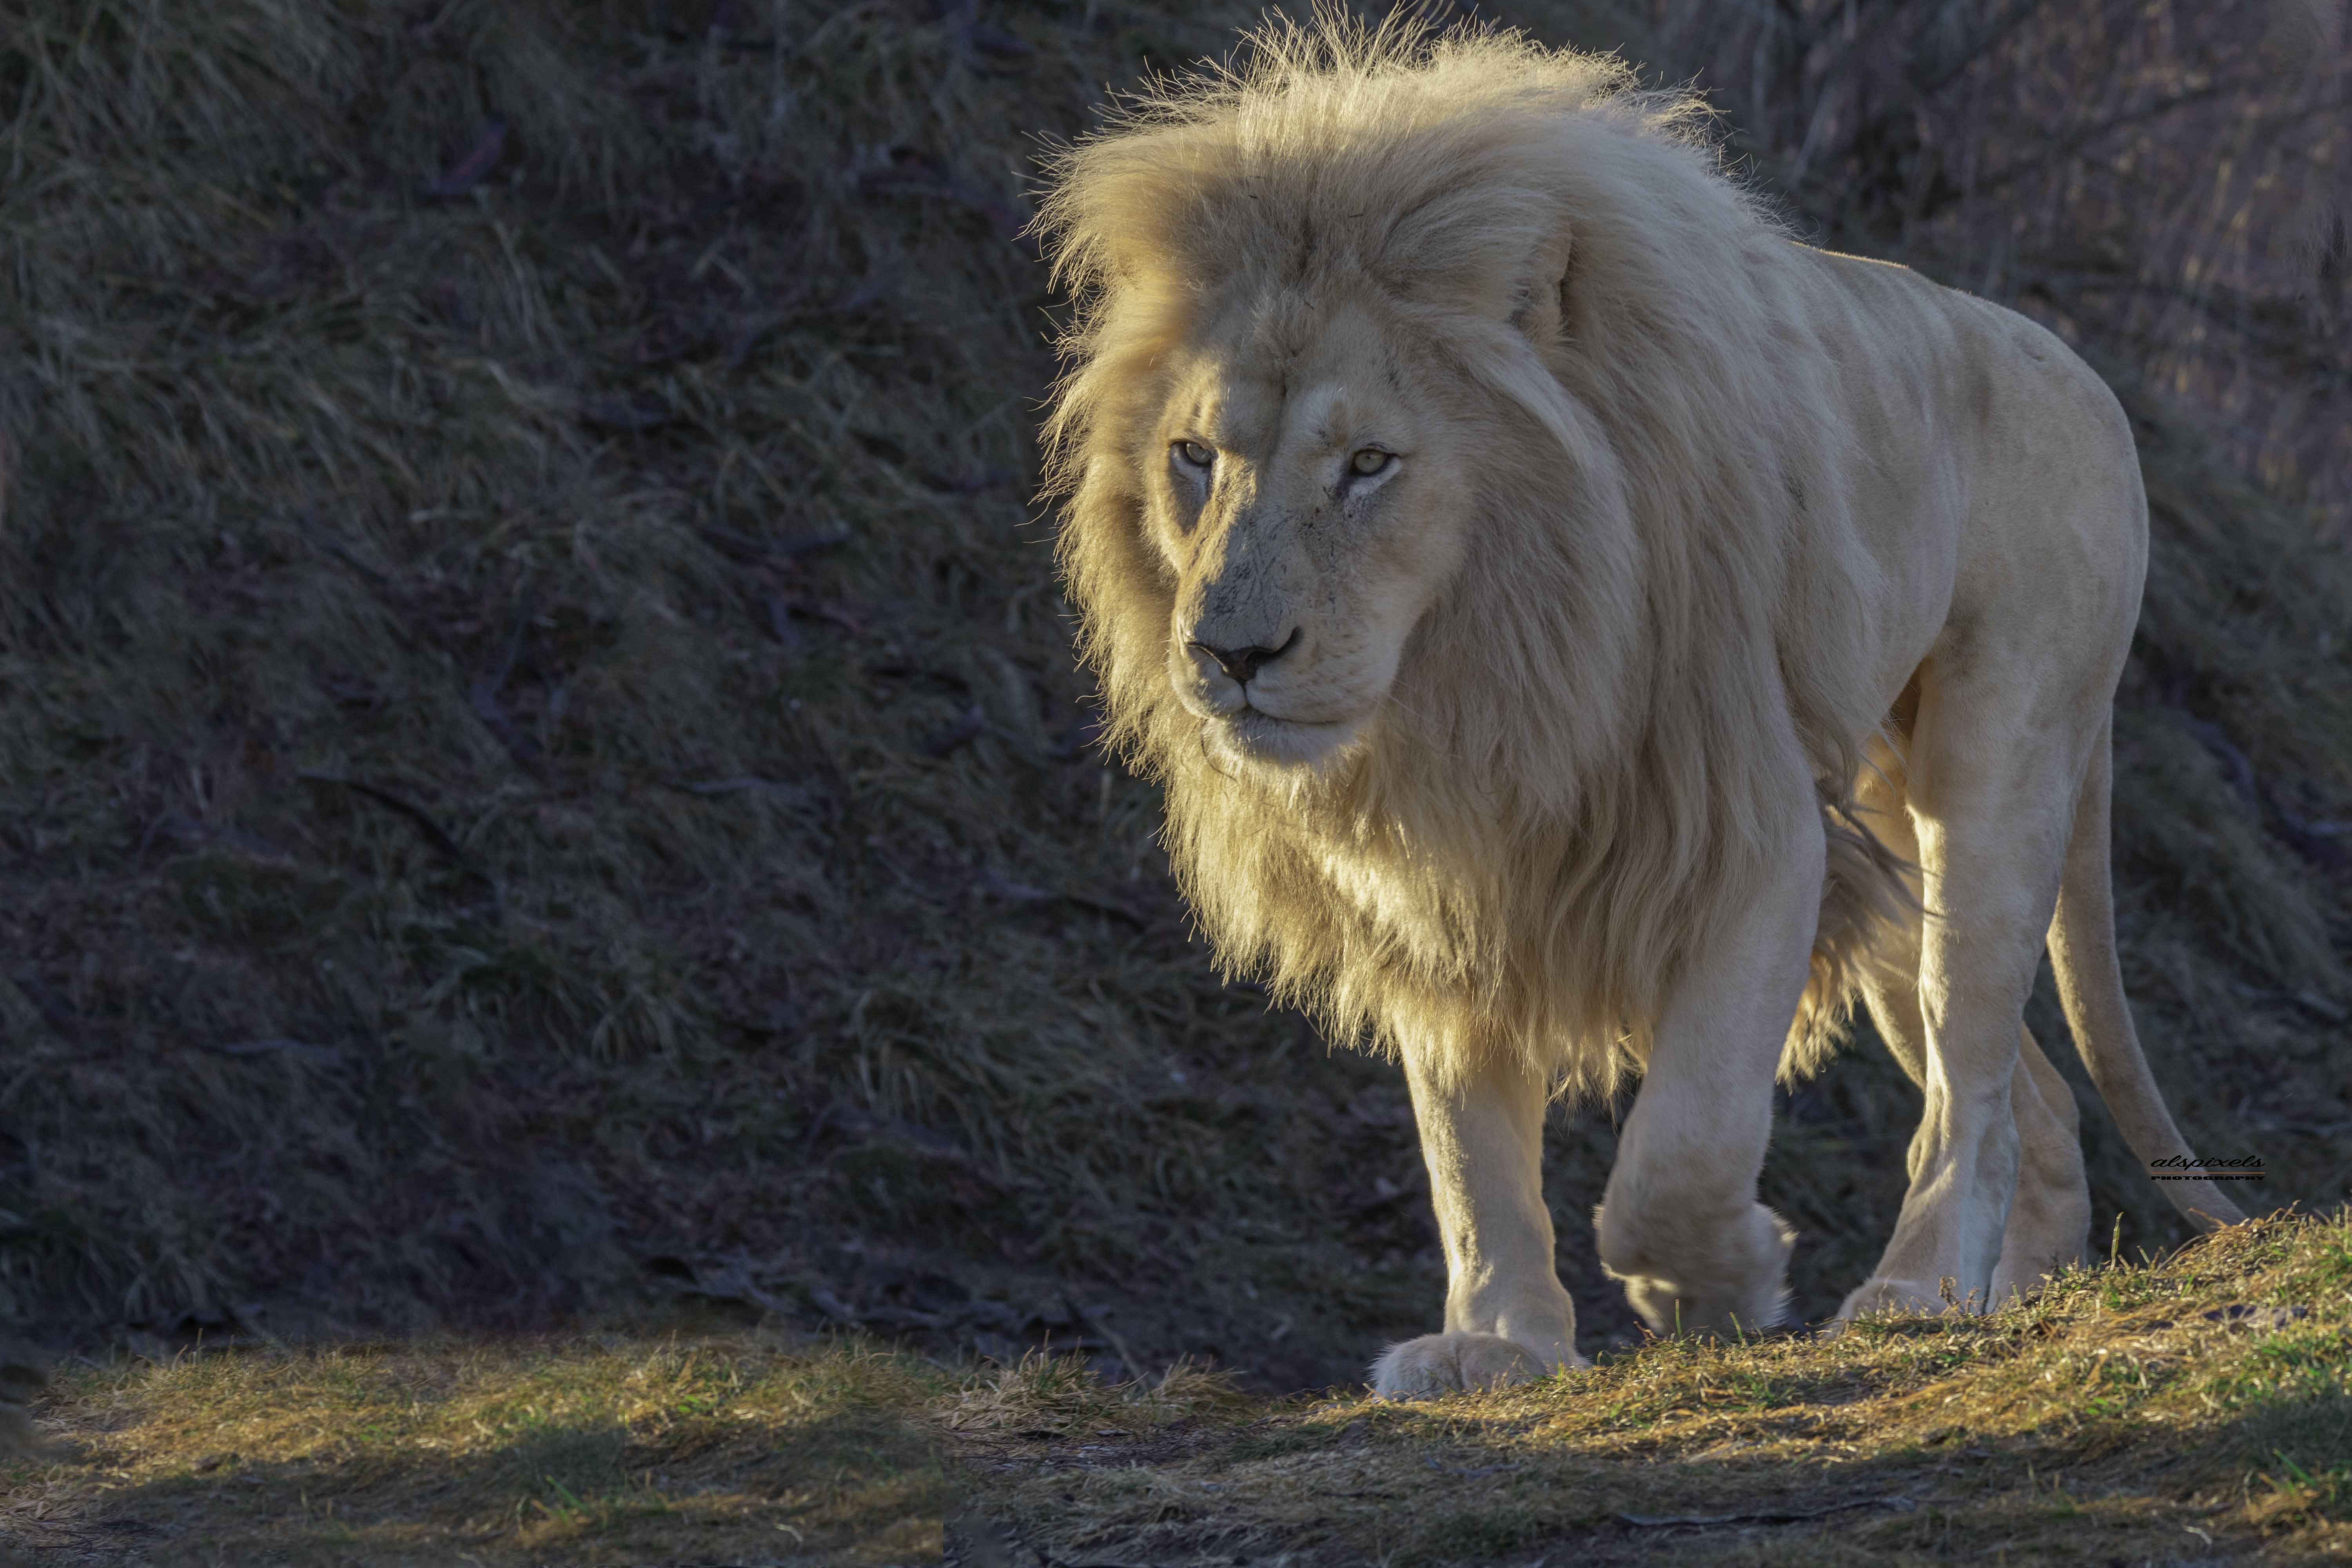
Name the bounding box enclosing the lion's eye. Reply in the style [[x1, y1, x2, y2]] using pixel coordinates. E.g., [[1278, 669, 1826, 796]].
[[1349, 448, 1394, 477], [1173, 439, 1214, 469]]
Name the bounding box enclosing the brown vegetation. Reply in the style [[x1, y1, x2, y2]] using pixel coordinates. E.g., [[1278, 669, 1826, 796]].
[[0, 0, 2344, 1417], [1661, 0, 2352, 537]]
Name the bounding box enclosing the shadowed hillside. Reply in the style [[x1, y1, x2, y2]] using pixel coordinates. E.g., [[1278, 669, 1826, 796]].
[[0, 0, 2345, 1409]]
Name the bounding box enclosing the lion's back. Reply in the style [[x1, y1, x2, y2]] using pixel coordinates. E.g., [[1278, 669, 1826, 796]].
[[1782, 243, 2146, 678]]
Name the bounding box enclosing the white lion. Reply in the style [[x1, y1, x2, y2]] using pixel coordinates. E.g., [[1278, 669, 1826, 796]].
[[1036, 17, 2243, 1397]]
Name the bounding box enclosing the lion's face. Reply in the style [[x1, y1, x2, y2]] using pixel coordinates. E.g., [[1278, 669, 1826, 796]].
[[1145, 298, 1476, 775]]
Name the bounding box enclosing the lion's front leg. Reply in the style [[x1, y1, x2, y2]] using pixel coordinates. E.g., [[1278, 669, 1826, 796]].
[[1371, 1048, 1583, 1399], [1593, 781, 1825, 1339]]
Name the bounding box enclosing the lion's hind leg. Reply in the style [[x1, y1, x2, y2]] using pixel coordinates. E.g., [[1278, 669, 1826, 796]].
[[1992, 1027, 2092, 1300], [1860, 1004, 2091, 1310], [1846, 755, 2091, 1311], [1836, 647, 2116, 1317], [1857, 1000, 2090, 1313]]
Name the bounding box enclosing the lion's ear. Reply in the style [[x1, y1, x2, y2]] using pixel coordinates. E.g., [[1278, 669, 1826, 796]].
[[1507, 223, 1575, 346]]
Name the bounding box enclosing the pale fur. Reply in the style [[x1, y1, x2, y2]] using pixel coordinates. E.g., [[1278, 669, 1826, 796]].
[[1038, 16, 2242, 1394], [1042, 18, 1900, 1095]]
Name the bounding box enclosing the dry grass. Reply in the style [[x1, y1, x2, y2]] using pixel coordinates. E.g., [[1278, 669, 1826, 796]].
[[958, 1212, 2352, 1565], [7, 1331, 960, 1564], [5, 1211, 2347, 1564], [0, 0, 2345, 1408], [0, 1334, 1253, 1564]]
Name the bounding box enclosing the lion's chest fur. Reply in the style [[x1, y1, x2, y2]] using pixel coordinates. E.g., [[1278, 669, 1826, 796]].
[[1311, 834, 1484, 975], [1176, 771, 1534, 1028]]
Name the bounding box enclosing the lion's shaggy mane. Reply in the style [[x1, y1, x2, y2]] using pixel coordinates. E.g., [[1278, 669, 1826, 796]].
[[1039, 19, 1909, 1093]]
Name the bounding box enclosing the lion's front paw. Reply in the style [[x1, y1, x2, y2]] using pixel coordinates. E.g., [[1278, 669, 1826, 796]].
[[1369, 1333, 1548, 1399]]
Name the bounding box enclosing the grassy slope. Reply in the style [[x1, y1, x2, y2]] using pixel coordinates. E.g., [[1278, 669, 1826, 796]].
[[4, 1212, 2348, 1565], [0, 0, 2346, 1413], [0, 0, 1450, 1388]]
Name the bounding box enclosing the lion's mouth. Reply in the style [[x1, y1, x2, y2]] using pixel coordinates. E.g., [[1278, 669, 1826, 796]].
[[1210, 704, 1365, 768]]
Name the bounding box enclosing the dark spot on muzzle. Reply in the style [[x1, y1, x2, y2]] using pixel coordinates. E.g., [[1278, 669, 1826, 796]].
[[1189, 626, 1301, 686]]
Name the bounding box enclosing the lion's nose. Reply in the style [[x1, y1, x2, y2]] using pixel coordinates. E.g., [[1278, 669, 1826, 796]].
[[1190, 629, 1299, 686]]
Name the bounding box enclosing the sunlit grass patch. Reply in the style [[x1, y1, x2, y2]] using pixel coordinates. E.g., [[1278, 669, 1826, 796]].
[[5, 1215, 2350, 1563], [9, 1334, 961, 1565], [955, 1211, 2352, 1565], [945, 1348, 1252, 1439], [0, 1326, 1281, 1563]]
